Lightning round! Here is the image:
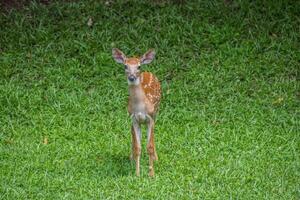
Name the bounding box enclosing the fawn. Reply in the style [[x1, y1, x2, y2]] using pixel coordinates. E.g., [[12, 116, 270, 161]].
[[112, 48, 161, 177]]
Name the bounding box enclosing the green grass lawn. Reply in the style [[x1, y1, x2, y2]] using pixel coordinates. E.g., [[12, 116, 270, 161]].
[[0, 0, 299, 199]]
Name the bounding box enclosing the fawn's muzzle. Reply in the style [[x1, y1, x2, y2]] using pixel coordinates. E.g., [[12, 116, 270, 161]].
[[128, 75, 136, 82]]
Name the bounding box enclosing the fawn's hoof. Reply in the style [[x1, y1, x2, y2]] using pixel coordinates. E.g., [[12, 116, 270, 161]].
[[136, 171, 140, 177], [149, 168, 155, 177]]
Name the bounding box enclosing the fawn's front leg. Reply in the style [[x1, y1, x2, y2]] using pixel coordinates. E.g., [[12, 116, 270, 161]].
[[132, 119, 141, 176], [146, 116, 158, 177]]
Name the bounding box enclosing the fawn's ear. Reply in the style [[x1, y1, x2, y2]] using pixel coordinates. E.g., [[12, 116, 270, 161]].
[[140, 49, 155, 65], [112, 48, 126, 64]]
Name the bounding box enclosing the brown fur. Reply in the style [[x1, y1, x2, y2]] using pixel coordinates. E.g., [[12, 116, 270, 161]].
[[141, 72, 161, 111], [125, 57, 140, 66]]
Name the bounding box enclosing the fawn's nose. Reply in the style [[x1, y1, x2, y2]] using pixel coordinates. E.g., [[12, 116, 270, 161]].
[[128, 75, 136, 82]]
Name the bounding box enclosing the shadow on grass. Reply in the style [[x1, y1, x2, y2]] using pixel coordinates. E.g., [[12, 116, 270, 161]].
[[96, 153, 134, 177]]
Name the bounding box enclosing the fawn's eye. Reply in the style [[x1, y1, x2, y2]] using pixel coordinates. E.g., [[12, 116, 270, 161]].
[[124, 65, 128, 70]]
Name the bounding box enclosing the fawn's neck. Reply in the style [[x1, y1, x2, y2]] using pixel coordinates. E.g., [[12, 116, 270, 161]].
[[129, 84, 145, 105]]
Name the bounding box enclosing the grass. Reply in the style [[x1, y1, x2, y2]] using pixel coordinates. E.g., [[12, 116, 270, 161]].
[[0, 0, 299, 199]]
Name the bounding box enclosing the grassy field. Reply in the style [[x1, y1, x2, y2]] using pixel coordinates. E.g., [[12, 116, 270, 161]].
[[0, 0, 299, 199]]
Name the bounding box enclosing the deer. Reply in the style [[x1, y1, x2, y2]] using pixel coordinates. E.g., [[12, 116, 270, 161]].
[[112, 48, 161, 177]]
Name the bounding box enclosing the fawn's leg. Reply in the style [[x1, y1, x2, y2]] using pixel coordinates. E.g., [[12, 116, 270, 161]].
[[146, 116, 158, 177], [132, 120, 141, 176]]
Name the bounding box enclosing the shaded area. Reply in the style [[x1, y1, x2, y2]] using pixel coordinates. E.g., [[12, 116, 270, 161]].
[[0, 0, 50, 11], [96, 153, 133, 177]]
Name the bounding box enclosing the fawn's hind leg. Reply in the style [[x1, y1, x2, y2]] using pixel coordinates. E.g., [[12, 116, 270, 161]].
[[146, 116, 158, 177]]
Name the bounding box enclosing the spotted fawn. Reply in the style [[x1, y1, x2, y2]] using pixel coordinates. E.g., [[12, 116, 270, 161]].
[[112, 48, 161, 177]]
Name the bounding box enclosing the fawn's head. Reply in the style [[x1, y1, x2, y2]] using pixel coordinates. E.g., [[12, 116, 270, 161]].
[[112, 48, 155, 85]]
